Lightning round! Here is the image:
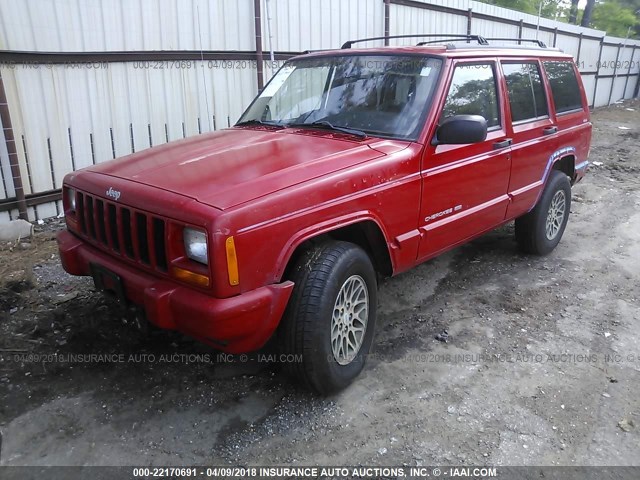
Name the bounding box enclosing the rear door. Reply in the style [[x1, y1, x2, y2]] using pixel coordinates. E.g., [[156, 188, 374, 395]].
[[500, 59, 558, 219], [417, 60, 512, 261], [542, 60, 592, 181]]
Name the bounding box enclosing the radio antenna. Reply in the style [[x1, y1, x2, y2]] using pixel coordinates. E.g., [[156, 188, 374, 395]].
[[197, 2, 212, 131]]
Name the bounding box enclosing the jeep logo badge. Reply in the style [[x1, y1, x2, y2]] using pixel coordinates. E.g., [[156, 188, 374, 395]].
[[106, 187, 121, 201]]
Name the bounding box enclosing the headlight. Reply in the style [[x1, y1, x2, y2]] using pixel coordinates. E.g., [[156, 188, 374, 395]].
[[184, 228, 208, 265], [67, 188, 76, 211]]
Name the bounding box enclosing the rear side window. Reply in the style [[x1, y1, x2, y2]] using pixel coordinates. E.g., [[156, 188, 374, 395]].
[[502, 62, 548, 122], [543, 61, 583, 113], [440, 63, 500, 129]]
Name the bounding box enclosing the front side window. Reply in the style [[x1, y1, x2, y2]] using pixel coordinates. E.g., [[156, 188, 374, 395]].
[[502, 62, 549, 122], [440, 63, 500, 129], [239, 55, 443, 140], [543, 61, 583, 114]]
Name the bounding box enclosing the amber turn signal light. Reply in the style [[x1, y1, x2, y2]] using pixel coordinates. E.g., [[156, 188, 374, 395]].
[[225, 236, 240, 286], [172, 266, 210, 288]]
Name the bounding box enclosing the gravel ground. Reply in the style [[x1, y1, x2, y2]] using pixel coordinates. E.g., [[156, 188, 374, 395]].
[[0, 100, 639, 468]]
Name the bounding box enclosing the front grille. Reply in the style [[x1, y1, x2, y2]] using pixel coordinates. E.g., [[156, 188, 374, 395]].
[[76, 191, 168, 272]]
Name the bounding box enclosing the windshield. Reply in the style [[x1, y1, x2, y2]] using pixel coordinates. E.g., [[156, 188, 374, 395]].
[[239, 55, 443, 140]]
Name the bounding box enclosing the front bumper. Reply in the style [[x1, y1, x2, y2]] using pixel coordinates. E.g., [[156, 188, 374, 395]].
[[57, 230, 294, 353]]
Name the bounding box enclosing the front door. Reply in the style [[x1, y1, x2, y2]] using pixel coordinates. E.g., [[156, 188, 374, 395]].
[[418, 60, 512, 261]]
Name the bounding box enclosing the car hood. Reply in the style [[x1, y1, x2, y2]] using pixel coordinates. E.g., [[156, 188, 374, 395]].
[[87, 128, 407, 210]]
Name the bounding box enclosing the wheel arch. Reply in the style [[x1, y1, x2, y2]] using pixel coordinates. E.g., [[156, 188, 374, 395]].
[[278, 216, 394, 282], [552, 154, 576, 184]]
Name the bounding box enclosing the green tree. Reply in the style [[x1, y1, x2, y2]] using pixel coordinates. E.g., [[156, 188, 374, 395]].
[[590, 1, 639, 36], [616, 0, 640, 11], [480, 0, 640, 39], [581, 0, 596, 26], [568, 0, 580, 23], [613, 0, 640, 36]]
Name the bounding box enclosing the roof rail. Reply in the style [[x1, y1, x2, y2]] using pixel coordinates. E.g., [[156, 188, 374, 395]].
[[341, 34, 489, 49], [416, 38, 485, 46], [302, 49, 333, 54], [484, 37, 547, 48], [448, 44, 562, 52]]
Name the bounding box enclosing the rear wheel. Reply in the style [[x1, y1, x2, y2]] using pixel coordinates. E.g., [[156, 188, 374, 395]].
[[515, 169, 571, 255], [278, 241, 377, 394]]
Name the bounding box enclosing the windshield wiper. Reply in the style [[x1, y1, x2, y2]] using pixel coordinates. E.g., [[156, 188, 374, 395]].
[[235, 119, 285, 129], [288, 120, 367, 139]]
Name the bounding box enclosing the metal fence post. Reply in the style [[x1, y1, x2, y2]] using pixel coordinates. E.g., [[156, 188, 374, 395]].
[[622, 46, 636, 97], [592, 36, 605, 107], [518, 19, 523, 45], [0, 72, 28, 220], [384, 0, 391, 45], [253, 0, 264, 90], [576, 32, 583, 66]]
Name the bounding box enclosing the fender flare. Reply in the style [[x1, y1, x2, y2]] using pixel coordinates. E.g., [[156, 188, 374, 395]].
[[530, 147, 576, 208], [274, 211, 394, 281], [542, 146, 576, 185]]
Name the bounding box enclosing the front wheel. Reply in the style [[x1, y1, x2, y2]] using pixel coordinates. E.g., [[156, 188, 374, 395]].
[[515, 169, 572, 255], [278, 241, 377, 394]]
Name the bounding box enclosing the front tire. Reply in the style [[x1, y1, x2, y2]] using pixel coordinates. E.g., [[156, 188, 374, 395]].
[[515, 169, 571, 255], [278, 241, 377, 394]]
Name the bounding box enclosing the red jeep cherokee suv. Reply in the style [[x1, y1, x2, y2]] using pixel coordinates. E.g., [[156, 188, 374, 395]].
[[58, 36, 591, 393]]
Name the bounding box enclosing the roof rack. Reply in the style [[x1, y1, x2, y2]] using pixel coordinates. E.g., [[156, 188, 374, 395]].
[[340, 34, 555, 50], [341, 34, 488, 49], [484, 37, 547, 48]]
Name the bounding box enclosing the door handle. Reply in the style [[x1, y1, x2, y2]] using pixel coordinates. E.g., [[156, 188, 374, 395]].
[[543, 126, 558, 135], [493, 138, 512, 149]]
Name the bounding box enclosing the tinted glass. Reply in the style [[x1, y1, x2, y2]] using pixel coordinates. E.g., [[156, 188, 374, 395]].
[[240, 55, 443, 140], [440, 63, 500, 128], [543, 61, 583, 113], [502, 62, 548, 122]]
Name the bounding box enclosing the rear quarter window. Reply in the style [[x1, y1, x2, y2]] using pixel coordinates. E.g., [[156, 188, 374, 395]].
[[543, 61, 583, 114]]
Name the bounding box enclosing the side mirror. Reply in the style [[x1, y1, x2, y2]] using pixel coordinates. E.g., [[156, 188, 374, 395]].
[[432, 115, 488, 145]]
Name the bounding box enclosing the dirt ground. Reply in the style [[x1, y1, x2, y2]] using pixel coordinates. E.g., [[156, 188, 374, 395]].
[[1, 100, 639, 468]]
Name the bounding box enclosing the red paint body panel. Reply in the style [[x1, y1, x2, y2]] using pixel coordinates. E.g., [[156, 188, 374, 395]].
[[86, 128, 404, 210], [58, 46, 592, 352]]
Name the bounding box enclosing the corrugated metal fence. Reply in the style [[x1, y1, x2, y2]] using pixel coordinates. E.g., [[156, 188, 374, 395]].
[[1, 0, 639, 222]]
